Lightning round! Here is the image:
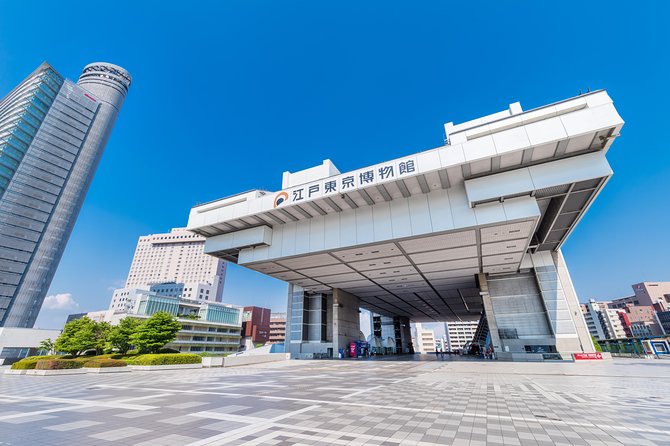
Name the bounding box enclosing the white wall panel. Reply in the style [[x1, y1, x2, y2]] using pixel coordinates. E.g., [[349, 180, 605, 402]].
[[294, 220, 311, 255], [426, 189, 454, 232], [372, 202, 393, 242], [323, 213, 340, 250], [408, 194, 432, 235], [447, 186, 477, 228], [389, 199, 412, 240], [309, 216, 325, 252], [281, 221, 297, 257], [339, 209, 357, 247], [355, 206, 375, 245]]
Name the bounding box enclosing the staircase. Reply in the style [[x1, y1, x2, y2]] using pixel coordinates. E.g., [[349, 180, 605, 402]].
[[472, 313, 490, 348]]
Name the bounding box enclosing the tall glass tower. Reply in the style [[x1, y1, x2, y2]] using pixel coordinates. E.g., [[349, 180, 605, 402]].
[[0, 62, 131, 327]]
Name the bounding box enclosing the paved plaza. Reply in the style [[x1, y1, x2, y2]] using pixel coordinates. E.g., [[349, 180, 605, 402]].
[[1, 357, 669, 446]]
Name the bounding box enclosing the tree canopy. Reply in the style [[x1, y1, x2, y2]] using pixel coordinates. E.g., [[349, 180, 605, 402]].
[[130, 312, 181, 354], [107, 317, 143, 354], [55, 317, 100, 356]]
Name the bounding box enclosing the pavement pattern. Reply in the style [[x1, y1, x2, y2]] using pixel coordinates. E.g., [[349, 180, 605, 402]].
[[1, 356, 669, 445]]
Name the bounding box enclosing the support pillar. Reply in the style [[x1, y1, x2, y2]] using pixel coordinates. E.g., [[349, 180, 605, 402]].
[[332, 288, 361, 356]]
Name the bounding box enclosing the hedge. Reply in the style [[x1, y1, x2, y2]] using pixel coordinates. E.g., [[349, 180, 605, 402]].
[[10, 355, 59, 370], [124, 353, 202, 366], [83, 358, 127, 368], [35, 359, 84, 370], [95, 353, 125, 360]]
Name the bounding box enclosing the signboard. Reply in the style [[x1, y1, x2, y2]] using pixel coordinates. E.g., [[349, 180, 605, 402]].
[[573, 352, 603, 360], [274, 156, 418, 208]]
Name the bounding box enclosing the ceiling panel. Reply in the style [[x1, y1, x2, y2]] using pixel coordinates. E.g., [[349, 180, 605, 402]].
[[423, 267, 480, 280], [480, 221, 534, 244], [481, 238, 527, 256], [408, 245, 478, 264], [482, 252, 524, 267], [398, 231, 476, 254], [269, 271, 306, 281], [332, 243, 401, 262], [349, 255, 411, 272], [314, 272, 365, 284], [374, 274, 426, 286], [277, 253, 340, 269], [249, 262, 288, 274], [416, 258, 479, 273], [298, 263, 354, 277], [360, 265, 418, 279]]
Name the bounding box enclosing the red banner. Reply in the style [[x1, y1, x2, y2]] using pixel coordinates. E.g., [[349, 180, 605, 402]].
[[574, 352, 603, 360]]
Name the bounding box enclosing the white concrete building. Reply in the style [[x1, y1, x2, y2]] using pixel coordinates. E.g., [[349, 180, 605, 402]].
[[413, 323, 437, 353], [0, 327, 62, 364], [580, 300, 626, 340], [82, 289, 243, 354], [124, 228, 226, 301], [188, 90, 623, 360], [445, 320, 479, 352]]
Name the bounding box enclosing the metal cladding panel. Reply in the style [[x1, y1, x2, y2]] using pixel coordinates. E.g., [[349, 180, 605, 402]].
[[204, 226, 272, 254], [464, 152, 612, 206], [237, 190, 540, 265]]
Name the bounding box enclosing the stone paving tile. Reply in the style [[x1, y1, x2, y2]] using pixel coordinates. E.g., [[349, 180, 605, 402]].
[[0, 358, 669, 445]]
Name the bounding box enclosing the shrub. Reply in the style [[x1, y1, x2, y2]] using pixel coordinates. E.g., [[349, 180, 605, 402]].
[[83, 358, 127, 368], [34, 359, 84, 370], [125, 353, 202, 366], [10, 355, 59, 370], [158, 347, 180, 354], [96, 353, 124, 360]]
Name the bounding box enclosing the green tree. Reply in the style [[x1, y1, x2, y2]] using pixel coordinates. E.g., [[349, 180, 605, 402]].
[[107, 317, 143, 354], [591, 335, 603, 352], [94, 321, 112, 355], [55, 317, 98, 356], [130, 312, 181, 354], [38, 338, 55, 355]]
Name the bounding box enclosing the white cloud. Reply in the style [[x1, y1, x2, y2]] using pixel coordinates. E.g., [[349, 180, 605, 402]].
[[42, 293, 79, 311]]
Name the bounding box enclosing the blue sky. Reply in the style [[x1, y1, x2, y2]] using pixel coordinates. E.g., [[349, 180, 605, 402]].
[[1, 2, 668, 328]]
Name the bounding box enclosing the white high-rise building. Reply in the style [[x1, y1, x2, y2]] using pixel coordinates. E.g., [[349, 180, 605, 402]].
[[412, 323, 437, 353], [444, 320, 479, 352], [123, 228, 226, 302]]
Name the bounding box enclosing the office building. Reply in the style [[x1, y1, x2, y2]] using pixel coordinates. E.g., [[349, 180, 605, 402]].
[[268, 312, 287, 344], [416, 326, 436, 353], [609, 282, 670, 310], [85, 289, 242, 354], [0, 62, 131, 327], [0, 327, 61, 365], [241, 306, 271, 345], [444, 320, 479, 352], [124, 228, 226, 301], [617, 304, 665, 337], [188, 91, 623, 360], [580, 300, 626, 340]]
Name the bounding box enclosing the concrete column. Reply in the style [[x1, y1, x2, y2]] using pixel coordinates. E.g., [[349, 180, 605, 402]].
[[554, 250, 595, 353], [332, 288, 361, 355], [478, 273, 503, 354]]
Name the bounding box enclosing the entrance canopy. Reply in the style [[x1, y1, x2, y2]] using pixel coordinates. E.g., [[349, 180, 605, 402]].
[[187, 91, 623, 323]]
